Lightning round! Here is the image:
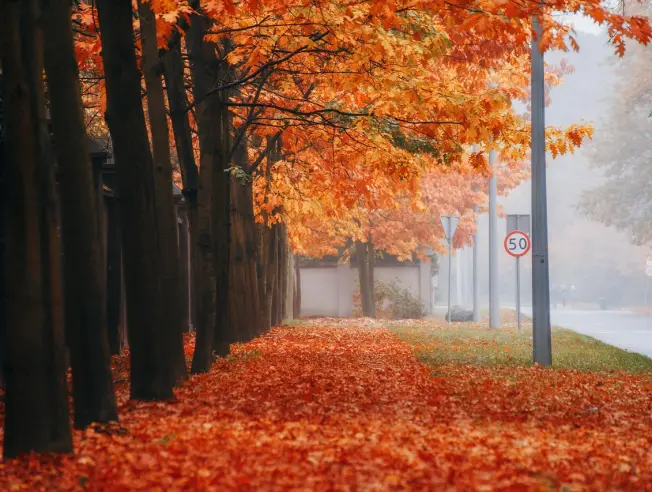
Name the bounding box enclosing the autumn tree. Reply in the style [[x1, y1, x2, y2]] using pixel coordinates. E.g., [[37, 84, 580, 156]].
[[95, 0, 175, 399], [41, 0, 118, 429], [1, 0, 72, 457], [137, 0, 187, 383], [580, 9, 652, 244]]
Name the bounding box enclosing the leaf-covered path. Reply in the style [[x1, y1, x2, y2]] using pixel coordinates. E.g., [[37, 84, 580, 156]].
[[2, 324, 652, 490]]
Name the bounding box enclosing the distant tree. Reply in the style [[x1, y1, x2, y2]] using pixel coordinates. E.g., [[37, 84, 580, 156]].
[[579, 37, 652, 245]]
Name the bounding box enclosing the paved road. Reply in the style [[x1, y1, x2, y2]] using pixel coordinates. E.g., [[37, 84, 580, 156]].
[[522, 308, 652, 358]]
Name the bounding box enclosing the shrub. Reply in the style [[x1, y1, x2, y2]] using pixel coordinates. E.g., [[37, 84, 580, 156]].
[[353, 279, 426, 319]]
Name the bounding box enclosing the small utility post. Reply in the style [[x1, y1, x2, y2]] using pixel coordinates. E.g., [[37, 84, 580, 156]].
[[531, 16, 552, 366], [440, 216, 459, 324], [488, 148, 500, 329]]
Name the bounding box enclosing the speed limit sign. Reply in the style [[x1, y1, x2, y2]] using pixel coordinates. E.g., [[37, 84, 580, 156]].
[[504, 231, 531, 257]]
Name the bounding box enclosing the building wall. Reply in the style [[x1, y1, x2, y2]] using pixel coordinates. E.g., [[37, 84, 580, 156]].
[[299, 262, 431, 317]]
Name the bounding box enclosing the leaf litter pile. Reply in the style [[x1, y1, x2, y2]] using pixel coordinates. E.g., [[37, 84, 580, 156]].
[[1, 323, 652, 490]]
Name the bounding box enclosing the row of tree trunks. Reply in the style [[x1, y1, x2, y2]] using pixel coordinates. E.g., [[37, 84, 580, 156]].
[[137, 0, 186, 384], [0, 65, 5, 391], [356, 238, 376, 317], [162, 36, 200, 334], [105, 197, 123, 355], [187, 1, 231, 372], [42, 0, 118, 428], [96, 0, 174, 399], [0, 0, 73, 457]]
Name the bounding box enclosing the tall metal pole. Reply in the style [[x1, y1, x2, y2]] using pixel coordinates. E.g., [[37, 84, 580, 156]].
[[488, 148, 500, 329], [472, 202, 479, 321], [516, 257, 521, 331], [531, 17, 552, 365], [472, 144, 480, 322], [447, 239, 452, 324], [456, 247, 462, 305], [515, 215, 521, 331]]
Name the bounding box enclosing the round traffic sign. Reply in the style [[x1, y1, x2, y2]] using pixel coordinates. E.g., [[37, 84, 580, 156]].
[[504, 231, 531, 258]]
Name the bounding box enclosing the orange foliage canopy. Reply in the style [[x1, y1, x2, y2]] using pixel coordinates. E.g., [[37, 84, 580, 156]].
[[71, 0, 651, 259], [1, 324, 651, 489]]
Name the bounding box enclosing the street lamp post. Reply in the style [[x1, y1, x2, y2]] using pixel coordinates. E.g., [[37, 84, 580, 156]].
[[531, 16, 552, 366], [489, 148, 500, 329]]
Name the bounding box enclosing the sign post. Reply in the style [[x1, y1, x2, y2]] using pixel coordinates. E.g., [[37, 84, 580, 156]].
[[645, 255, 652, 310], [506, 214, 531, 331], [440, 216, 459, 324]]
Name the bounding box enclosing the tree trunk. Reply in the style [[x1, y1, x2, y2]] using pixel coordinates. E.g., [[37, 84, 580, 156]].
[[188, 3, 219, 372], [162, 37, 199, 333], [278, 224, 288, 323], [1, 0, 72, 457], [138, 0, 186, 383], [367, 237, 376, 311], [96, 0, 173, 400], [228, 139, 259, 341], [284, 248, 294, 323], [0, 68, 5, 390], [293, 259, 301, 319], [212, 71, 232, 354], [105, 197, 122, 355], [41, 0, 118, 428], [356, 240, 375, 317]]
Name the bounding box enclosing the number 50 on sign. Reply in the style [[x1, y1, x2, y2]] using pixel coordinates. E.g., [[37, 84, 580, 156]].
[[504, 231, 531, 257]]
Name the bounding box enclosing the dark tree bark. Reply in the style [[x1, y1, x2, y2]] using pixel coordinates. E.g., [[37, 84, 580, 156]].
[[1, 0, 72, 457], [356, 239, 376, 317], [367, 238, 376, 308], [212, 75, 232, 353], [105, 197, 122, 355], [96, 0, 173, 399], [0, 66, 5, 391], [162, 41, 198, 334], [271, 225, 282, 327], [228, 139, 260, 341], [138, 0, 186, 383], [41, 0, 118, 428], [293, 260, 301, 319], [188, 2, 221, 372], [279, 224, 289, 322]]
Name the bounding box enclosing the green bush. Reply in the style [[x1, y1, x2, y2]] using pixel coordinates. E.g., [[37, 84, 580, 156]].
[[353, 279, 426, 319]]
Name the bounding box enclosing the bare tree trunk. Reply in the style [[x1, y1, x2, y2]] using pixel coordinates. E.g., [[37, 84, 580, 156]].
[[278, 224, 288, 322], [284, 247, 294, 323], [294, 260, 301, 319], [96, 0, 173, 400], [0, 66, 6, 391], [188, 2, 219, 372], [138, 0, 186, 383], [212, 74, 232, 354], [105, 197, 122, 355], [356, 240, 375, 317], [228, 138, 260, 341], [367, 237, 376, 312], [162, 39, 199, 334], [41, 0, 118, 428], [1, 0, 72, 457]]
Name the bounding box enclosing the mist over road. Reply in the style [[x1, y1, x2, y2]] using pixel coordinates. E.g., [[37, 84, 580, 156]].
[[521, 308, 652, 358]]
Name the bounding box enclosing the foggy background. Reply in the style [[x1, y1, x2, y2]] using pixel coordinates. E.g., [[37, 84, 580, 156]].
[[436, 21, 650, 310]]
